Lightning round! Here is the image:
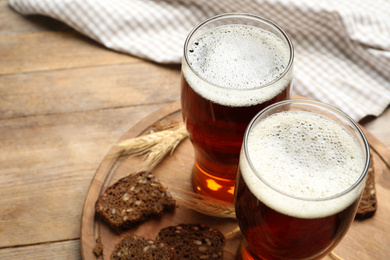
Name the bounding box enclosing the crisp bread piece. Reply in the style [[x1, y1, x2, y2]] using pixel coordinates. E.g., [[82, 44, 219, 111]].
[[355, 156, 377, 220], [93, 238, 103, 259], [156, 224, 226, 259], [95, 172, 176, 232], [111, 234, 176, 260]]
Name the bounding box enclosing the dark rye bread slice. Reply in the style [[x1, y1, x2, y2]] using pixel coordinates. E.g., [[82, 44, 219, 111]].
[[355, 155, 377, 220], [156, 224, 225, 259], [111, 234, 176, 260], [95, 172, 176, 232]]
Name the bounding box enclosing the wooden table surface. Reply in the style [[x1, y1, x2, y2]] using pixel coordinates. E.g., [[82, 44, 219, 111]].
[[1, 1, 389, 259]]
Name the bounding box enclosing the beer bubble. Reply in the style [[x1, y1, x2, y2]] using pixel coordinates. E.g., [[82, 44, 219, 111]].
[[243, 111, 365, 218], [240, 108, 368, 220], [183, 24, 291, 107]]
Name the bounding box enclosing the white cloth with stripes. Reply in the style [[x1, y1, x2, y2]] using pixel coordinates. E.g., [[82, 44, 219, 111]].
[[9, 0, 390, 122]]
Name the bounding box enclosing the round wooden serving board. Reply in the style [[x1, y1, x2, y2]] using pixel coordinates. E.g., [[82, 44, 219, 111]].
[[81, 97, 390, 260]]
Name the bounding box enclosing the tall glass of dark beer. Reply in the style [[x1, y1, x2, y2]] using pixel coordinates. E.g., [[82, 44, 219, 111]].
[[235, 99, 370, 260], [181, 13, 294, 203]]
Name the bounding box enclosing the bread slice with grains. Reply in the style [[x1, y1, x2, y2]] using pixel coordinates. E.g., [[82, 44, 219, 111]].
[[156, 224, 226, 259], [111, 234, 176, 260], [355, 155, 377, 220], [95, 172, 176, 232]]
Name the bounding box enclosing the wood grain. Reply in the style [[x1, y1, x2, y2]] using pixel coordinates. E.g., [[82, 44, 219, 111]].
[[0, 4, 181, 256], [0, 104, 165, 248], [0, 240, 81, 260], [81, 100, 390, 260], [0, 62, 180, 119], [0, 31, 132, 75]]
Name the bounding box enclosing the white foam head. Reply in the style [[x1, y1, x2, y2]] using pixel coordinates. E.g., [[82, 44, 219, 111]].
[[240, 111, 367, 219], [183, 24, 292, 107]]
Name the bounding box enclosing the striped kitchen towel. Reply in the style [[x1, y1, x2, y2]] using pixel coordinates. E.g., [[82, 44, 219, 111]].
[[9, 0, 390, 121]]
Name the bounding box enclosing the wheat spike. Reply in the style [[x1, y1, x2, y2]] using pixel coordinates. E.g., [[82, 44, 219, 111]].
[[172, 188, 236, 219], [142, 125, 189, 172], [117, 130, 171, 156], [116, 124, 189, 172]]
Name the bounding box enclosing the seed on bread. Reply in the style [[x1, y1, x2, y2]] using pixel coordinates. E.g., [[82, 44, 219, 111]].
[[110, 234, 175, 260], [95, 172, 176, 232], [156, 224, 225, 259]]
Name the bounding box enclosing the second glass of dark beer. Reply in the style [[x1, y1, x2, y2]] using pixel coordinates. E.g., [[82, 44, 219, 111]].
[[235, 99, 370, 259], [181, 13, 294, 203]]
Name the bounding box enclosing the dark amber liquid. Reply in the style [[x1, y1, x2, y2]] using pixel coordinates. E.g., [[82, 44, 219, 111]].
[[181, 73, 291, 203], [234, 171, 361, 260]]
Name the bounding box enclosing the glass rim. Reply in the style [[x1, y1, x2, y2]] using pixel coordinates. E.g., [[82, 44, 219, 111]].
[[183, 12, 294, 91], [243, 99, 370, 201]]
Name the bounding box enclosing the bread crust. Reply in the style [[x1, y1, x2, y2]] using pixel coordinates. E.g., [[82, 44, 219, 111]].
[[95, 172, 176, 232], [355, 153, 377, 220]]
